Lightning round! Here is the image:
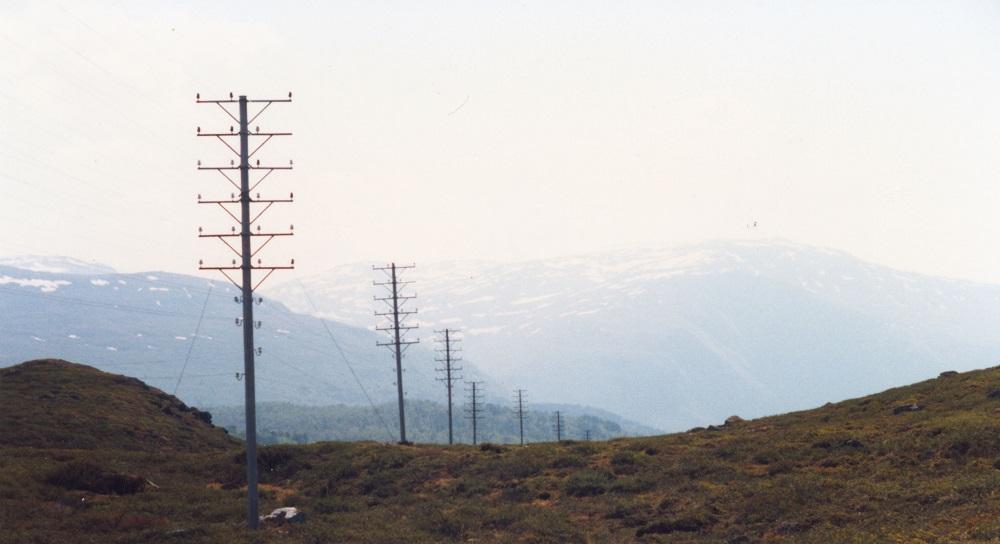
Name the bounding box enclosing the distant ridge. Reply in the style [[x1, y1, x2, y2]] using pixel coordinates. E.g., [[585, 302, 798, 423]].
[[0, 255, 116, 275], [272, 239, 1000, 430]]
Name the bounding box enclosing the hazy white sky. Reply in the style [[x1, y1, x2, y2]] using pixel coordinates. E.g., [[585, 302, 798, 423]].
[[1, 1, 999, 283]]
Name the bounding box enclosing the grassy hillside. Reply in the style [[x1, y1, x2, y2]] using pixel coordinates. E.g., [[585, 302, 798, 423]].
[[0, 359, 236, 452], [4, 360, 1000, 542]]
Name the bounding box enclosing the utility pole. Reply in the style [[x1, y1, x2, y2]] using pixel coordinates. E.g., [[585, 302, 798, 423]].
[[466, 381, 484, 445], [435, 328, 462, 445], [374, 263, 418, 443], [554, 410, 564, 442], [514, 389, 527, 446], [585, 429, 591, 441], [196, 92, 295, 529]]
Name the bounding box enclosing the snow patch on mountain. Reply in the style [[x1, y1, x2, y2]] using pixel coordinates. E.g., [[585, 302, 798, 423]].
[[0, 275, 71, 293]]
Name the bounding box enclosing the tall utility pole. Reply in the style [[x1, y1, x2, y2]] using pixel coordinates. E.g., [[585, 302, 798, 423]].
[[435, 328, 462, 445], [514, 389, 527, 446], [554, 410, 564, 442], [585, 429, 591, 441], [374, 263, 418, 443], [196, 92, 295, 529], [466, 381, 484, 445]]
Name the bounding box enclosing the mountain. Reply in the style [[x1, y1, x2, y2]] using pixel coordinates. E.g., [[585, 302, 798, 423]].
[[208, 399, 657, 445], [269, 240, 1000, 430], [0, 255, 116, 275], [5, 359, 1000, 542], [0, 263, 494, 412]]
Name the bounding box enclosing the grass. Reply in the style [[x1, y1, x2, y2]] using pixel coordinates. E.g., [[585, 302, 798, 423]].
[[4, 360, 1000, 542]]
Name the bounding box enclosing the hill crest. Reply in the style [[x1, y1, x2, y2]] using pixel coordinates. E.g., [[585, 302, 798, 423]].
[[0, 359, 236, 452]]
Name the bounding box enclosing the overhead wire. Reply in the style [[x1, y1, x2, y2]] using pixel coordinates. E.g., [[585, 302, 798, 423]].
[[173, 284, 213, 395]]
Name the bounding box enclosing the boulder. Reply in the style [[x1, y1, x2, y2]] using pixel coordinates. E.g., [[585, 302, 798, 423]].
[[260, 507, 305, 526], [938, 370, 958, 378], [724, 415, 745, 426], [892, 403, 923, 415]]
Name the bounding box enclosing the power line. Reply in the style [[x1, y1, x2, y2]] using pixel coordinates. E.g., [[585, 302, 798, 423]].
[[297, 282, 395, 442], [435, 328, 462, 445], [197, 92, 295, 531], [514, 389, 527, 446], [465, 380, 484, 445], [554, 410, 564, 443], [374, 262, 419, 444], [173, 285, 213, 396]]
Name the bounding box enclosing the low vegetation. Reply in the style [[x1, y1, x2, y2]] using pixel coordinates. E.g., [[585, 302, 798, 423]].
[[4, 359, 1000, 542]]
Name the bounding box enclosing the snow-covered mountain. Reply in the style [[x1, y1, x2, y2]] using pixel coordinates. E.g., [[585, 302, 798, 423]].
[[0, 264, 494, 411], [0, 255, 115, 275], [268, 240, 1000, 430]]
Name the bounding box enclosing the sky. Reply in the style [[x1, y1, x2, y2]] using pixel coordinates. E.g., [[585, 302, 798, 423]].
[[1, 1, 999, 284]]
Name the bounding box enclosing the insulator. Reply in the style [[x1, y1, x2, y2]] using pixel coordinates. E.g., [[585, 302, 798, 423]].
[[234, 296, 239, 303], [197, 194, 202, 200], [198, 226, 203, 233], [255, 126, 259, 132], [231, 259, 236, 265], [235, 318, 241, 325], [197, 160, 201, 166], [231, 226, 236, 232], [289, 159, 294, 166], [256, 193, 260, 199], [257, 258, 262, 265], [256, 159, 260, 166], [289, 193, 294, 199], [230, 159, 234, 166], [289, 224, 294, 230], [257, 297, 263, 304], [196, 127, 201, 133], [198, 259, 203, 265], [290, 258, 295, 265], [229, 92, 233, 99], [229, 126, 234, 133], [256, 347, 262, 355], [196, 93, 200, 99], [288, 92, 292, 98]]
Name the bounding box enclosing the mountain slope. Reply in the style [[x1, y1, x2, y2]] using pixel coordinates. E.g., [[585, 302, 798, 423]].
[[270, 240, 1000, 430], [0, 265, 494, 412], [4, 361, 1000, 542]]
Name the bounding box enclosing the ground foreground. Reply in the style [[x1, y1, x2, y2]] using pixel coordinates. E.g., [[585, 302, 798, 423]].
[[3, 359, 1000, 543]]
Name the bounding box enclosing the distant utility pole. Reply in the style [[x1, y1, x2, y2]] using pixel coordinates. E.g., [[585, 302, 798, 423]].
[[514, 389, 527, 446], [374, 263, 418, 443], [585, 429, 591, 441], [466, 381, 484, 445], [435, 328, 462, 445], [196, 92, 295, 530], [554, 410, 564, 442]]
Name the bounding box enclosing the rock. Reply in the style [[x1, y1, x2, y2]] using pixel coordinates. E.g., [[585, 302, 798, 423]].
[[260, 507, 305, 526], [892, 403, 923, 415], [724, 415, 745, 426], [938, 370, 958, 378], [988, 389, 1000, 400], [840, 438, 864, 449]]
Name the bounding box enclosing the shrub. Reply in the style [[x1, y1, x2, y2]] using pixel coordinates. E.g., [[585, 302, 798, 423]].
[[550, 455, 585, 469], [46, 462, 144, 495], [565, 470, 613, 497]]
